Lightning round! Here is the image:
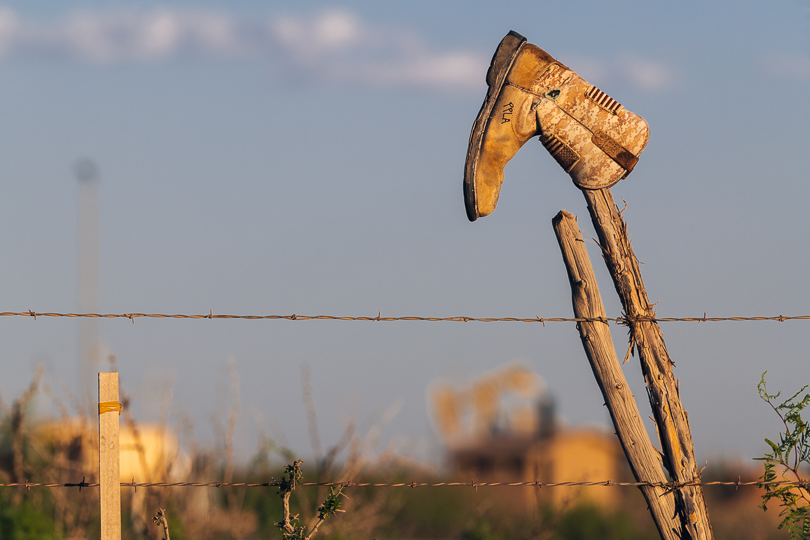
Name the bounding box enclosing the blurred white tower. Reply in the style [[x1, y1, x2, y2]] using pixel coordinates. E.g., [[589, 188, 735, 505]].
[[76, 158, 100, 398]]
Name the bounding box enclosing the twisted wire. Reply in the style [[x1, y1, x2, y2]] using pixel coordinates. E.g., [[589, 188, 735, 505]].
[[1, 479, 806, 489], [3, 311, 810, 324]]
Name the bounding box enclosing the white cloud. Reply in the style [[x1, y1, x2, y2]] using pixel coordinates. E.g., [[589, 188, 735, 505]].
[[0, 6, 675, 92], [266, 9, 486, 89], [0, 6, 488, 91], [617, 56, 674, 91], [271, 9, 363, 62], [0, 7, 247, 62], [761, 54, 810, 80], [0, 6, 19, 56]]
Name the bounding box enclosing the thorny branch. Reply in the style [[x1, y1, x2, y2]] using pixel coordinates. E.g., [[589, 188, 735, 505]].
[[756, 373, 810, 540], [153, 508, 171, 540], [276, 460, 344, 540]]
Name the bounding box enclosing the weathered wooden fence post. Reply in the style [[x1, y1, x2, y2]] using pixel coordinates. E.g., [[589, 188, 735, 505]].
[[581, 189, 713, 540], [553, 210, 680, 539], [99, 372, 122, 540]]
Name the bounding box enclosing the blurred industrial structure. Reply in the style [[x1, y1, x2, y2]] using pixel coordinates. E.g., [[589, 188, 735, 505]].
[[76, 158, 101, 400], [429, 364, 623, 508]]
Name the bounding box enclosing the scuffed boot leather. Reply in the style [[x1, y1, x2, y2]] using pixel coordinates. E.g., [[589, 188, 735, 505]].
[[464, 31, 650, 221]]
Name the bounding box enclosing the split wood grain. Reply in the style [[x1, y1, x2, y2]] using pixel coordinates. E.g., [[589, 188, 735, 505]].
[[582, 189, 713, 540]]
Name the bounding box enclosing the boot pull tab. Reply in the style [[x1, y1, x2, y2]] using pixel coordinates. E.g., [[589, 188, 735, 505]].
[[592, 130, 639, 174], [585, 85, 623, 115]]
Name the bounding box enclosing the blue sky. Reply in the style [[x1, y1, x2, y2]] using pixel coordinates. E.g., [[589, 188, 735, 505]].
[[0, 0, 809, 466]]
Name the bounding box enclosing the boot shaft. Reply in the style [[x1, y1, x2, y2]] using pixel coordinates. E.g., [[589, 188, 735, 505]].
[[526, 56, 649, 188]]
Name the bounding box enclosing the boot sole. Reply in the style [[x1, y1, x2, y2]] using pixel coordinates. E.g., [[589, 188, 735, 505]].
[[463, 30, 526, 221]]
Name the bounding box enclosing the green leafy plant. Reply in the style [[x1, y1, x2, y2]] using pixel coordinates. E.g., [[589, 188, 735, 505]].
[[275, 460, 345, 540], [756, 372, 810, 539]]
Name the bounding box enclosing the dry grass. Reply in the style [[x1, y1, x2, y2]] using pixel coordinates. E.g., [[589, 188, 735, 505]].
[[0, 365, 792, 540]]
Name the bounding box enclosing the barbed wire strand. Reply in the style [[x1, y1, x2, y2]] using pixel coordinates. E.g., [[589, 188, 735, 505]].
[[3, 311, 810, 324], [4, 314, 805, 490], [0, 479, 807, 489]]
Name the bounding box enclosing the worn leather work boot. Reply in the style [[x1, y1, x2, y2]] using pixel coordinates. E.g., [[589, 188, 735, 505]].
[[464, 31, 650, 221]]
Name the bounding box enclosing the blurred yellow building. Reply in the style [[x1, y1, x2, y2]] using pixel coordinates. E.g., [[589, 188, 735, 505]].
[[429, 363, 625, 509], [34, 420, 191, 483], [450, 429, 622, 509]]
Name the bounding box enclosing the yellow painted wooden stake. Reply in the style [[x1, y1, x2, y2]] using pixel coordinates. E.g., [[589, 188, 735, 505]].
[[99, 372, 121, 540]]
